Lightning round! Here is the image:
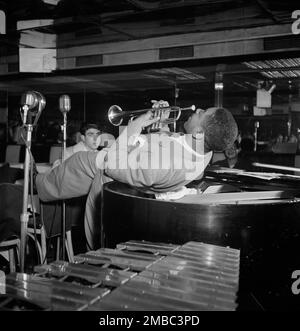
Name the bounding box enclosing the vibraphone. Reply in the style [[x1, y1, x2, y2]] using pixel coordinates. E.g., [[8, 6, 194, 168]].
[[0, 240, 240, 311]]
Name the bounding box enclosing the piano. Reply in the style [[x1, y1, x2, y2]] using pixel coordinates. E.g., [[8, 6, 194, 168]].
[[101, 166, 300, 311]]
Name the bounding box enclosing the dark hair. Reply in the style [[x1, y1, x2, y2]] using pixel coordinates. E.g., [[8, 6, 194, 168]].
[[202, 107, 238, 152], [79, 122, 100, 135]]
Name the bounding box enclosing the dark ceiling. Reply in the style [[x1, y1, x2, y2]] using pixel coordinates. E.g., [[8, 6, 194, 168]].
[[1, 0, 298, 27], [1, 0, 298, 41], [0, 0, 299, 110]]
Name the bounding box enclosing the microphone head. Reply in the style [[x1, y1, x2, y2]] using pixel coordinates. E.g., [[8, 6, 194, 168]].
[[35, 91, 46, 111], [21, 91, 39, 110], [20, 91, 45, 125], [59, 94, 71, 113]]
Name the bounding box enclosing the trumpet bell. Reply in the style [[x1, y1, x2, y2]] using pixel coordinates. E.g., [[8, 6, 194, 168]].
[[108, 105, 123, 126]]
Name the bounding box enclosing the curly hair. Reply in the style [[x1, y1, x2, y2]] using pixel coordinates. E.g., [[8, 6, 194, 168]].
[[202, 107, 238, 152]]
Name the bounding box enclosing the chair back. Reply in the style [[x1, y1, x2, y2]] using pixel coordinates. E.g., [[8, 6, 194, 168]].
[[5, 145, 21, 163], [49, 145, 62, 164]]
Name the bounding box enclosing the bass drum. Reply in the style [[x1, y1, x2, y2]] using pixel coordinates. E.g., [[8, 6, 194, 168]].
[[102, 181, 300, 311]]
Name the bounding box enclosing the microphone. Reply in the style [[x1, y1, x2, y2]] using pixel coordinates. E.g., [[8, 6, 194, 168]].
[[20, 91, 46, 125], [59, 94, 71, 113], [21, 91, 39, 110]]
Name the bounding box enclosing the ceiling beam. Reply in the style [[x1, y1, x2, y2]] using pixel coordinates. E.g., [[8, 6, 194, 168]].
[[254, 0, 280, 24], [101, 23, 137, 40]]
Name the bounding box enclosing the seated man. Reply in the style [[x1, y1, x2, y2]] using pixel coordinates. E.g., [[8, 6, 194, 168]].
[[52, 122, 102, 166], [48, 122, 102, 239], [36, 106, 238, 250], [64, 122, 101, 159]]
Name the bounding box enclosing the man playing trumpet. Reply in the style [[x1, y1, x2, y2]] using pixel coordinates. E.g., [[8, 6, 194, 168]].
[[36, 101, 238, 249]]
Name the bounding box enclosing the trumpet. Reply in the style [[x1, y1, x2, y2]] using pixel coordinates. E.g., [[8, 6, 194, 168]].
[[108, 104, 196, 126]]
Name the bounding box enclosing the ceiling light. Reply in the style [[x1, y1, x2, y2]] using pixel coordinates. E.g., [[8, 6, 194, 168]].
[[215, 82, 223, 90], [42, 0, 60, 5], [149, 68, 205, 81], [244, 58, 300, 78], [244, 58, 300, 70]]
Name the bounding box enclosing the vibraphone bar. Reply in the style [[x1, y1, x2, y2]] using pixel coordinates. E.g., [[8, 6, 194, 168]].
[[0, 241, 240, 311]]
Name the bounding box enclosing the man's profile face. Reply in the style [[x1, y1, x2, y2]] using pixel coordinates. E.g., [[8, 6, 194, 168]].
[[184, 109, 205, 134], [184, 108, 216, 134], [82, 128, 101, 151]]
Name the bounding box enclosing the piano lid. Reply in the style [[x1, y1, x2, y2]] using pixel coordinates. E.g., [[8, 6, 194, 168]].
[[199, 166, 300, 193]]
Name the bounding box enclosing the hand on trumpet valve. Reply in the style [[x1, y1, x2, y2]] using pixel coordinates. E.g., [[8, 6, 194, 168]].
[[127, 111, 160, 137], [151, 99, 169, 109], [151, 100, 170, 130]]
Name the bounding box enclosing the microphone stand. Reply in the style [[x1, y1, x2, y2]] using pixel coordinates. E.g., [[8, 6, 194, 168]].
[[60, 111, 67, 261], [19, 105, 33, 273], [19, 95, 44, 272], [19, 92, 45, 272]]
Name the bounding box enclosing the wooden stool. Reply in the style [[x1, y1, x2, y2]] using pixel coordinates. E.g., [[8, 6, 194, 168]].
[[0, 238, 20, 273]]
